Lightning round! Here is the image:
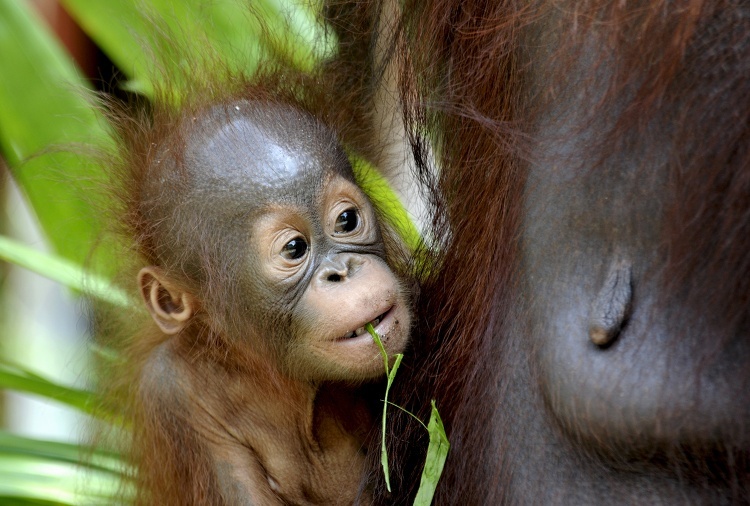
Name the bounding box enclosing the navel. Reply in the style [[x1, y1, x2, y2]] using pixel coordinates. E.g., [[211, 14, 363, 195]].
[[588, 259, 632, 347]]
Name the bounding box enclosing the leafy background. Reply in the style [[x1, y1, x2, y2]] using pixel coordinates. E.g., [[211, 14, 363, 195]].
[[0, 1, 327, 503]]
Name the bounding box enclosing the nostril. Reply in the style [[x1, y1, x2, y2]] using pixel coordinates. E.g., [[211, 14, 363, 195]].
[[327, 273, 342, 282]]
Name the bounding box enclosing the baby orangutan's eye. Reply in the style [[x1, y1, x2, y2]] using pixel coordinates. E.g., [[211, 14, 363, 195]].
[[334, 209, 358, 234], [281, 237, 308, 260]]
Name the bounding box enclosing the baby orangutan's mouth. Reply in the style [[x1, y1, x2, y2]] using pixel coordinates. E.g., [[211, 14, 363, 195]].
[[341, 307, 392, 339]]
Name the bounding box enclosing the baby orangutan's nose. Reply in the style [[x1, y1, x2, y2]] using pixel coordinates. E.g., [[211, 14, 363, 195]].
[[317, 253, 364, 283]]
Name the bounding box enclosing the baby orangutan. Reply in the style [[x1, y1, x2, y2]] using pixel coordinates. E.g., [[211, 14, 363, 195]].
[[130, 98, 411, 505]]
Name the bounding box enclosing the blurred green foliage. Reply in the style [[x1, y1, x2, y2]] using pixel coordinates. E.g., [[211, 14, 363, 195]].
[[0, 1, 424, 503], [0, 0, 327, 503]]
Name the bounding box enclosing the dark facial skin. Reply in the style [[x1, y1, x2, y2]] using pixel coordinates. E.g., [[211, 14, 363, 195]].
[[135, 101, 410, 504]]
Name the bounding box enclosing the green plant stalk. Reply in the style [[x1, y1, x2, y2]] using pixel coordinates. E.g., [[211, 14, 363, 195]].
[[366, 322, 402, 493], [366, 324, 450, 505]]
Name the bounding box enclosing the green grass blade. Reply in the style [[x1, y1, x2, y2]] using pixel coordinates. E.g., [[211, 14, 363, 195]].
[[367, 324, 449, 502], [381, 353, 403, 491], [388, 355, 404, 387], [366, 322, 403, 493], [385, 401, 428, 431], [413, 400, 450, 506], [0, 235, 129, 307], [368, 322, 391, 375]]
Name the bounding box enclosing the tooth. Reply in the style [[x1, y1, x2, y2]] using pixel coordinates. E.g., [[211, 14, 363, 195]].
[[344, 331, 355, 339], [355, 327, 365, 336], [372, 318, 380, 326]]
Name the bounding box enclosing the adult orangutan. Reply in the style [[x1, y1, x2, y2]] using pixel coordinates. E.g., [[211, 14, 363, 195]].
[[322, 0, 750, 503]]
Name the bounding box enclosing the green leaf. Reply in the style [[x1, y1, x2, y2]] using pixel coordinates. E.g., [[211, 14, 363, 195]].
[[0, 431, 123, 476], [352, 157, 423, 253], [61, 0, 334, 96], [413, 401, 450, 506], [367, 323, 450, 503], [0, 454, 128, 505], [0, 1, 113, 275], [0, 361, 97, 416], [0, 496, 73, 506], [0, 235, 129, 306]]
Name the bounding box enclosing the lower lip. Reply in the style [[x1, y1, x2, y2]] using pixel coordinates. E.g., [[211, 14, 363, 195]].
[[337, 306, 395, 344]]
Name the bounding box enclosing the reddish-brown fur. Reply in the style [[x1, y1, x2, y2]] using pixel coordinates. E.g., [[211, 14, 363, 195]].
[[323, 0, 750, 503], [98, 1, 750, 503], [100, 58, 410, 503]]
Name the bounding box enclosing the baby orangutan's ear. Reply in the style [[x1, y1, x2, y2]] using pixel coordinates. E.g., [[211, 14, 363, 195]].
[[138, 266, 197, 335]]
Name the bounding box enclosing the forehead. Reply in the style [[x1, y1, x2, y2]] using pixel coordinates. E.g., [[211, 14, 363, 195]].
[[183, 101, 352, 202]]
